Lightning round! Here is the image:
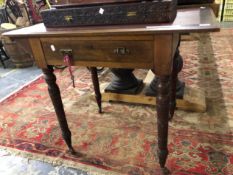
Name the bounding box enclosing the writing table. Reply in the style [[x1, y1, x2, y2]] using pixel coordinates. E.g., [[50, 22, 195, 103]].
[[3, 7, 220, 174]]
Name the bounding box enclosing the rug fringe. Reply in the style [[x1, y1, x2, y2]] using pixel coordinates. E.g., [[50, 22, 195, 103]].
[[0, 146, 121, 175], [0, 68, 121, 174]]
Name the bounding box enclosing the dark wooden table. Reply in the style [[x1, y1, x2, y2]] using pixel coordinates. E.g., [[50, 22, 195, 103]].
[[3, 7, 220, 174]]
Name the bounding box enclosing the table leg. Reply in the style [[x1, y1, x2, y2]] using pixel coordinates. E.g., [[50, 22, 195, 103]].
[[42, 65, 75, 154], [90, 67, 102, 113], [156, 75, 171, 174], [0, 58, 6, 68], [169, 47, 183, 120]]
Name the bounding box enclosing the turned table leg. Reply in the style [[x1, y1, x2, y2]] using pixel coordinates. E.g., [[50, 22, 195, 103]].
[[90, 67, 102, 113], [170, 47, 183, 120], [42, 65, 75, 154], [156, 76, 171, 174]]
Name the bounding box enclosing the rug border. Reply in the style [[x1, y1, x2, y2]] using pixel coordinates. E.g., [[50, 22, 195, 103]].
[[0, 145, 122, 175], [0, 71, 122, 175], [0, 74, 43, 104]]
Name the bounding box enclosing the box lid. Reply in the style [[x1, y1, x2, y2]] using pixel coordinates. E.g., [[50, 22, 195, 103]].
[[51, 0, 150, 8]]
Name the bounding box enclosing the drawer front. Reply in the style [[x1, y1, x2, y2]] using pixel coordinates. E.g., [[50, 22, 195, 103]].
[[41, 37, 154, 68]]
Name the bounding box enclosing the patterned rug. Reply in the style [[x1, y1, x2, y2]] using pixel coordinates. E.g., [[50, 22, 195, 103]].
[[0, 29, 233, 175]]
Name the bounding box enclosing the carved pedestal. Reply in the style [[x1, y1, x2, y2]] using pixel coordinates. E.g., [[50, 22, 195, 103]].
[[105, 68, 143, 94], [145, 50, 184, 99], [169, 48, 184, 120]]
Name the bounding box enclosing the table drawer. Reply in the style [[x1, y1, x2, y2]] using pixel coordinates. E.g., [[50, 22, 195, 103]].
[[41, 37, 154, 68]]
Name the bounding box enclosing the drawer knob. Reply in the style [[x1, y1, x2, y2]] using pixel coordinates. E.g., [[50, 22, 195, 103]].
[[114, 47, 130, 55]]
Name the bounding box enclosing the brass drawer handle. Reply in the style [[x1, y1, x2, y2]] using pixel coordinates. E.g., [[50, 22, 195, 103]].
[[60, 49, 73, 56], [64, 16, 73, 23], [114, 47, 130, 55]]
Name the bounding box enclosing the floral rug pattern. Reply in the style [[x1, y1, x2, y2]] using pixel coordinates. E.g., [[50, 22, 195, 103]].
[[0, 30, 233, 175]]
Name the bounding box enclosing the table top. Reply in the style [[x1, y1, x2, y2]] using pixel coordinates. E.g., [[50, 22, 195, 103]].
[[3, 7, 220, 38]]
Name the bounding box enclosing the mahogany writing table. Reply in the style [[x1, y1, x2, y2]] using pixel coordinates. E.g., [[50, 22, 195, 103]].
[[3, 7, 219, 174]]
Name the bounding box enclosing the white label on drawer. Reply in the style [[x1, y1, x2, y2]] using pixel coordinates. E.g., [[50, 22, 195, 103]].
[[50, 45, 56, 52]]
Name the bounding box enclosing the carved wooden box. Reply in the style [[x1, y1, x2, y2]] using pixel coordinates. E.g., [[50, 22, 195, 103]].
[[177, 0, 214, 5], [41, 0, 177, 28]]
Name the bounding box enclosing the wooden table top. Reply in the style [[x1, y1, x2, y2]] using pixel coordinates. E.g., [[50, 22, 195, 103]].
[[3, 7, 220, 38]]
